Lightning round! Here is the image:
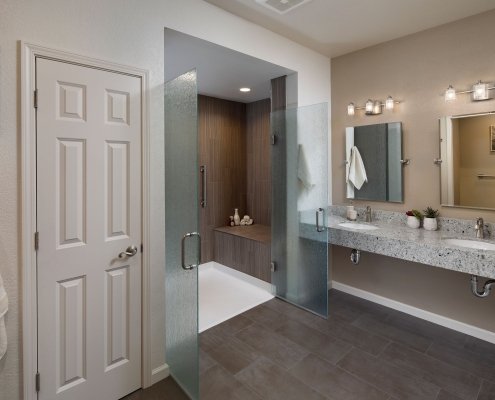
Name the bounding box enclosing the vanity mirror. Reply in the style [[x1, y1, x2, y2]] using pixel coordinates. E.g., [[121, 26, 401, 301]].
[[439, 112, 495, 210], [346, 122, 404, 203]]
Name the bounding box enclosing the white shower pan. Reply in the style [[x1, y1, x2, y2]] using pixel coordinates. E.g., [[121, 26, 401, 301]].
[[198, 262, 275, 333]]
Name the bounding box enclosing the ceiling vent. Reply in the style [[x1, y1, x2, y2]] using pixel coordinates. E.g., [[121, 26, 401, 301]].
[[255, 0, 312, 15]]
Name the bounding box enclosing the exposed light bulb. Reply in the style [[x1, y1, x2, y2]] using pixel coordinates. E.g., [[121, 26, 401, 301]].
[[385, 96, 394, 110], [239, 87, 251, 92], [445, 85, 456, 102], [347, 103, 355, 116]]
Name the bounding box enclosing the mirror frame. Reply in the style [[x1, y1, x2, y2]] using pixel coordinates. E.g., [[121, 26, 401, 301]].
[[439, 111, 495, 211], [345, 122, 404, 204]]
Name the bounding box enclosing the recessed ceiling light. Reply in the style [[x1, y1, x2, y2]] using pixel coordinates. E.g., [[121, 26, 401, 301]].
[[240, 87, 251, 92]]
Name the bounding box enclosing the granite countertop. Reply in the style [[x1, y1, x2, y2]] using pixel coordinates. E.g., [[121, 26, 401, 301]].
[[302, 206, 495, 280]]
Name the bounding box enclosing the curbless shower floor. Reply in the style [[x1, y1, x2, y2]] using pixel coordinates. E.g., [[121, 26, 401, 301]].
[[198, 262, 274, 333]]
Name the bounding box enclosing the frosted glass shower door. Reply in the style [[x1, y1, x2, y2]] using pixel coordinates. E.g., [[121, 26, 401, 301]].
[[271, 103, 329, 317], [165, 69, 199, 399]]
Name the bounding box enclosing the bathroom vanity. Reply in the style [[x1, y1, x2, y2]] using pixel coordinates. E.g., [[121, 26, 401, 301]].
[[301, 206, 495, 280]]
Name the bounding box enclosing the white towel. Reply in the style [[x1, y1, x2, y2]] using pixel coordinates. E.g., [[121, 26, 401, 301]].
[[347, 146, 368, 190], [0, 272, 8, 360], [297, 144, 314, 190]]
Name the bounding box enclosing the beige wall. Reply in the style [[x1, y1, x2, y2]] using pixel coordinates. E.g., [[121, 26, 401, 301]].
[[0, 1, 330, 398], [332, 249, 495, 332], [331, 10, 495, 332]]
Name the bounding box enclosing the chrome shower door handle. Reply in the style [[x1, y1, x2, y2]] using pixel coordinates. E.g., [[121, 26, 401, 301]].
[[316, 208, 325, 232], [118, 245, 138, 259], [200, 165, 207, 208], [181, 232, 201, 270]]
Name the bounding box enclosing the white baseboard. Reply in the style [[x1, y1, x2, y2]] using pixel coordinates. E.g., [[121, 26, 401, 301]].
[[150, 363, 170, 386], [332, 281, 495, 345]]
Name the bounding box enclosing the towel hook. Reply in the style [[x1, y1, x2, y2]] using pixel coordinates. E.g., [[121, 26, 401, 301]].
[[400, 159, 410, 165]]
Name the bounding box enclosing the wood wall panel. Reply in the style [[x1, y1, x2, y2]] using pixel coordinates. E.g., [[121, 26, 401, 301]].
[[199, 94, 274, 277], [270, 76, 286, 112], [199, 95, 246, 262], [246, 98, 271, 226], [214, 228, 271, 283]]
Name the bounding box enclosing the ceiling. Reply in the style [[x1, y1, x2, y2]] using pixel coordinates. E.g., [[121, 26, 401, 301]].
[[165, 29, 294, 103], [204, 0, 495, 57]]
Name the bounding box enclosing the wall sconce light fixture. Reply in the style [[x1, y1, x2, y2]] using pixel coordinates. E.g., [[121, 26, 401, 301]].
[[444, 80, 494, 102], [347, 96, 400, 116]]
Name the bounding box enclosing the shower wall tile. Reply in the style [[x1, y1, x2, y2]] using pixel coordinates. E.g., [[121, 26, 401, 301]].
[[199, 95, 247, 262], [199, 95, 272, 274], [246, 98, 271, 226], [214, 228, 271, 283]]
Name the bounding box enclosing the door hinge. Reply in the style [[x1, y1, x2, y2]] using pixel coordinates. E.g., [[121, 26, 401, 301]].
[[33, 89, 38, 109], [35, 372, 40, 392], [271, 134, 277, 145], [34, 232, 39, 251], [271, 261, 276, 272]]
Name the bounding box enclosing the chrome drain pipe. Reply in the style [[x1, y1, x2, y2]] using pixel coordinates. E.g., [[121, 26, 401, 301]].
[[471, 275, 495, 298], [350, 249, 361, 265]]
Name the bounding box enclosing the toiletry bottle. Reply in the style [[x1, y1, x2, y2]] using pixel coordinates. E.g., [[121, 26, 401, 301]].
[[233, 209, 241, 226], [346, 205, 355, 220]]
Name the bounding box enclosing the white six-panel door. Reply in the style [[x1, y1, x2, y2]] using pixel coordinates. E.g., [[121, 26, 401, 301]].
[[36, 58, 142, 400]]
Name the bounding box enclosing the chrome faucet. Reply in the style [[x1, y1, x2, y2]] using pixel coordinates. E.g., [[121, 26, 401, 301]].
[[365, 206, 372, 223], [475, 217, 484, 239]]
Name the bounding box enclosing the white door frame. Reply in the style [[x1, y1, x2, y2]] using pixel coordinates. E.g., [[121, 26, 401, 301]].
[[21, 42, 152, 400]]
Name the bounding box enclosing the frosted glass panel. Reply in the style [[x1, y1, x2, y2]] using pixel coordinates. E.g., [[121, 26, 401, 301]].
[[165, 70, 199, 399], [271, 103, 328, 317]]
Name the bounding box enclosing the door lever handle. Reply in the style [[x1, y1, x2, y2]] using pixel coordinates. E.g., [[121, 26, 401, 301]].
[[118, 245, 138, 259]]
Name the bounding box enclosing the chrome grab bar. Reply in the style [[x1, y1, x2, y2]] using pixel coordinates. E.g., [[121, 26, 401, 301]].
[[200, 165, 207, 208], [181, 232, 201, 270], [316, 208, 325, 232]]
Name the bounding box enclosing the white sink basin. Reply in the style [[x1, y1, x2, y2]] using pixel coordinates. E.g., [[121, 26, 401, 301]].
[[338, 222, 379, 231], [442, 238, 495, 251]]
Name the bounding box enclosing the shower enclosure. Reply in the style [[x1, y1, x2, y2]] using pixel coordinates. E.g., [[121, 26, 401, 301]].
[[165, 69, 200, 399], [165, 69, 329, 399], [271, 103, 329, 317]]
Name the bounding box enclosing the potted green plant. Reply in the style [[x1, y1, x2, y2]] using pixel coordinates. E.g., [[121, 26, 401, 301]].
[[423, 207, 439, 231], [406, 209, 422, 229]]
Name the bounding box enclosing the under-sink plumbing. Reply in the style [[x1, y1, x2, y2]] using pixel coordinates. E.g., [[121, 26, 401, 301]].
[[471, 275, 495, 298], [350, 249, 361, 265]]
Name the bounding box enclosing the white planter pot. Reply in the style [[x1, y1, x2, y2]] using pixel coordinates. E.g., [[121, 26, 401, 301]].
[[423, 217, 438, 231], [407, 216, 420, 229]]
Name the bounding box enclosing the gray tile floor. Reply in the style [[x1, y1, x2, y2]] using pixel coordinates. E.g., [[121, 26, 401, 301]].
[[126, 289, 495, 400]]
